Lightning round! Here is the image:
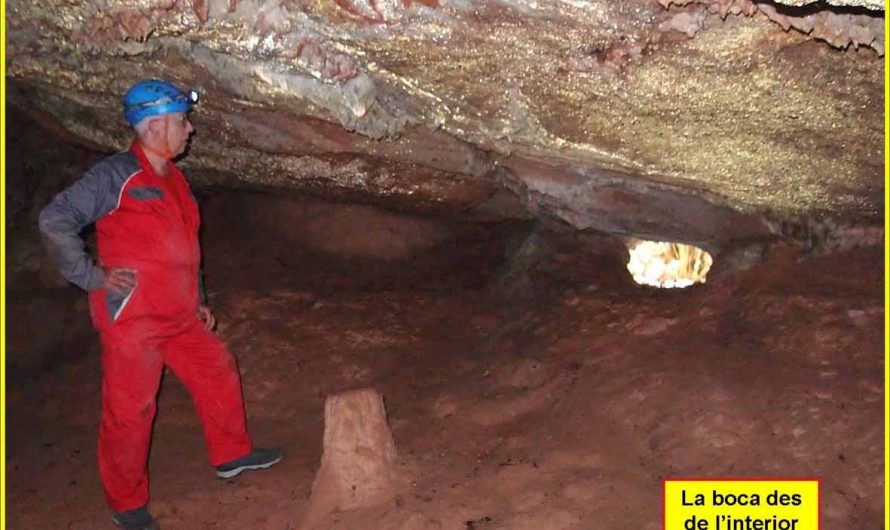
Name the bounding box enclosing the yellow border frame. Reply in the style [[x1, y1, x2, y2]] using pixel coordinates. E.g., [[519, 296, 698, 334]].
[[884, 0, 890, 530], [2, 0, 8, 523], [884, 6, 890, 530], [0, 4, 886, 530]]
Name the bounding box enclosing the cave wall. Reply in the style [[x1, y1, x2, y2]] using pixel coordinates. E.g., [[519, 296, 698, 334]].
[[5, 0, 884, 255]]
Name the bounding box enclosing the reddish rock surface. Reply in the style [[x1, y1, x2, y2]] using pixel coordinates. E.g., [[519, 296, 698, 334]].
[[6, 0, 884, 248], [3, 48, 883, 530], [6, 224, 883, 528]]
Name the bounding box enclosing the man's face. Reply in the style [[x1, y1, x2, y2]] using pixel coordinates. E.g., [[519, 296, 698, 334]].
[[164, 112, 194, 157]]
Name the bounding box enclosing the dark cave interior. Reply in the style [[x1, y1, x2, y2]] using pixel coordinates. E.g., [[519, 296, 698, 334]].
[[4, 105, 885, 529]]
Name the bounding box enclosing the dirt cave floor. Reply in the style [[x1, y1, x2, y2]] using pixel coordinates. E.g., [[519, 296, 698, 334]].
[[5, 206, 885, 530]]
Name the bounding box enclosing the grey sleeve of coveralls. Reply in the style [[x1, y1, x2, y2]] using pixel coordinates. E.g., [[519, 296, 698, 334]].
[[38, 166, 123, 292]]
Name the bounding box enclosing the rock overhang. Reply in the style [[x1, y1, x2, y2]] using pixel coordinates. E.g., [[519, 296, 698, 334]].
[[6, 0, 885, 253]]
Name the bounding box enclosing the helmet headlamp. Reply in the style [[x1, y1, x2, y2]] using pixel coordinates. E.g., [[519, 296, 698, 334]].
[[123, 80, 200, 127]]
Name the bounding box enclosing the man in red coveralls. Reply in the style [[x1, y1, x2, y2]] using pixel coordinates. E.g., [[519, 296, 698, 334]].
[[39, 80, 283, 530]]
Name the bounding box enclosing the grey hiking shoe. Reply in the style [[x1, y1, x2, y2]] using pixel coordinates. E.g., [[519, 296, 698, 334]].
[[215, 447, 284, 479], [111, 506, 159, 530]]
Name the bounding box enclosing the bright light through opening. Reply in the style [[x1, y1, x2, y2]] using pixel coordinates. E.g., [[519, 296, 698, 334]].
[[626, 240, 713, 289]]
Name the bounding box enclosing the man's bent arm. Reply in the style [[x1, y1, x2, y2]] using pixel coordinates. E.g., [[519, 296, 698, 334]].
[[38, 164, 126, 291]]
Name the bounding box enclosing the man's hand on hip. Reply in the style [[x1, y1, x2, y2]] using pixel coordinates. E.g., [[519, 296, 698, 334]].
[[197, 305, 216, 332], [102, 267, 137, 294]]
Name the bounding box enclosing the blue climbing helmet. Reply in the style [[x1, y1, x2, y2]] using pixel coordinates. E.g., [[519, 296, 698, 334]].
[[123, 79, 199, 126]]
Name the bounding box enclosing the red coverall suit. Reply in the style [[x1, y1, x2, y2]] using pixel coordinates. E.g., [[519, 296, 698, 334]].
[[39, 142, 252, 512]]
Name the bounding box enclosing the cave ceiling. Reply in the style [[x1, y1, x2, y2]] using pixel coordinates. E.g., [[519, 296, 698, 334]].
[[5, 0, 885, 250]]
